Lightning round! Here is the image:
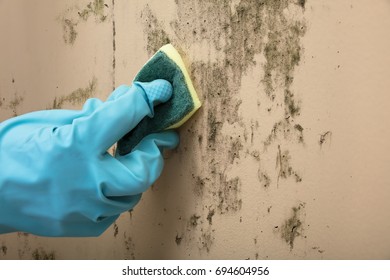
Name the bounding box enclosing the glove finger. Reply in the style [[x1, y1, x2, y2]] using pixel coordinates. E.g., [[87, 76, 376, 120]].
[[65, 80, 173, 153], [100, 131, 179, 197]]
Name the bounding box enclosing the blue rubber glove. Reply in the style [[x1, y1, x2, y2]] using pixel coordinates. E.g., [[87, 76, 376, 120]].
[[0, 79, 179, 237]]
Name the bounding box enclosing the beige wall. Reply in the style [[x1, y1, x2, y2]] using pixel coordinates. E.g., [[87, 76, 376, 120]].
[[0, 0, 389, 259]]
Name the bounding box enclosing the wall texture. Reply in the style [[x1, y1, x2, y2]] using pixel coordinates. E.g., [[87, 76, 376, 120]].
[[0, 0, 390, 259]]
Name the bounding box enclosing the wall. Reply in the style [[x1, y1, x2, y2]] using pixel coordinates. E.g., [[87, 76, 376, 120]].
[[0, 0, 390, 259]]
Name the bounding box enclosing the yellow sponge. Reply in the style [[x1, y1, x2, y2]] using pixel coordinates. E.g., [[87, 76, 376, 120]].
[[117, 44, 201, 155]]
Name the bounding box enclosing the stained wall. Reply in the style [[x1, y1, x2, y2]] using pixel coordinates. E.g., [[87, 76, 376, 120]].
[[0, 0, 390, 259]]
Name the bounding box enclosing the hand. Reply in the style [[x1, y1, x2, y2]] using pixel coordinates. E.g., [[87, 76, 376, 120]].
[[0, 79, 179, 237]]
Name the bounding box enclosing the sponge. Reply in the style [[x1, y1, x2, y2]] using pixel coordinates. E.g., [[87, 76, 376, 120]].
[[117, 44, 201, 155]]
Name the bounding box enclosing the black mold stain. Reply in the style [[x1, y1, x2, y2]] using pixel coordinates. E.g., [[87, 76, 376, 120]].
[[250, 150, 260, 161], [216, 176, 242, 214], [276, 145, 302, 186], [1, 93, 24, 117], [229, 137, 243, 164], [193, 175, 209, 197], [262, 2, 306, 107], [264, 118, 304, 148], [60, 0, 108, 45], [113, 222, 119, 238], [1, 244, 7, 256], [319, 131, 332, 147], [172, 0, 268, 83], [206, 110, 223, 151], [189, 214, 201, 227], [312, 246, 325, 254], [171, 0, 262, 168], [261, 0, 306, 148], [62, 18, 78, 45], [281, 203, 305, 249], [175, 233, 183, 245], [198, 134, 203, 145], [17, 232, 31, 259], [50, 77, 97, 109], [111, 0, 116, 90], [78, 0, 108, 22], [200, 229, 215, 253], [180, 214, 213, 252], [294, 124, 304, 134], [258, 170, 271, 188], [251, 120, 260, 144], [128, 209, 133, 220], [284, 90, 301, 117], [124, 233, 136, 260], [32, 248, 56, 260], [141, 5, 171, 56], [298, 0, 306, 9], [9, 93, 24, 117], [206, 209, 215, 225]]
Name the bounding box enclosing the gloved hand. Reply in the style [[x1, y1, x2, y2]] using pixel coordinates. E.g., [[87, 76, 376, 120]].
[[0, 79, 179, 237]]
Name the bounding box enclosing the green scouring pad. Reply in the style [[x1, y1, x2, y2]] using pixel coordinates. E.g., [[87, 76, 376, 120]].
[[117, 44, 201, 155]]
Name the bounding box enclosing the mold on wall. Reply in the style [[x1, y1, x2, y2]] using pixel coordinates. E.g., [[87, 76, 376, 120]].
[[135, 0, 308, 258], [140, 5, 171, 56], [78, 0, 108, 22], [1, 93, 24, 117], [123, 233, 136, 260], [319, 131, 332, 147], [59, 0, 109, 45], [49, 77, 97, 109], [276, 145, 302, 185], [32, 248, 56, 260], [0, 77, 25, 118], [1, 244, 7, 256], [279, 203, 305, 249]]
